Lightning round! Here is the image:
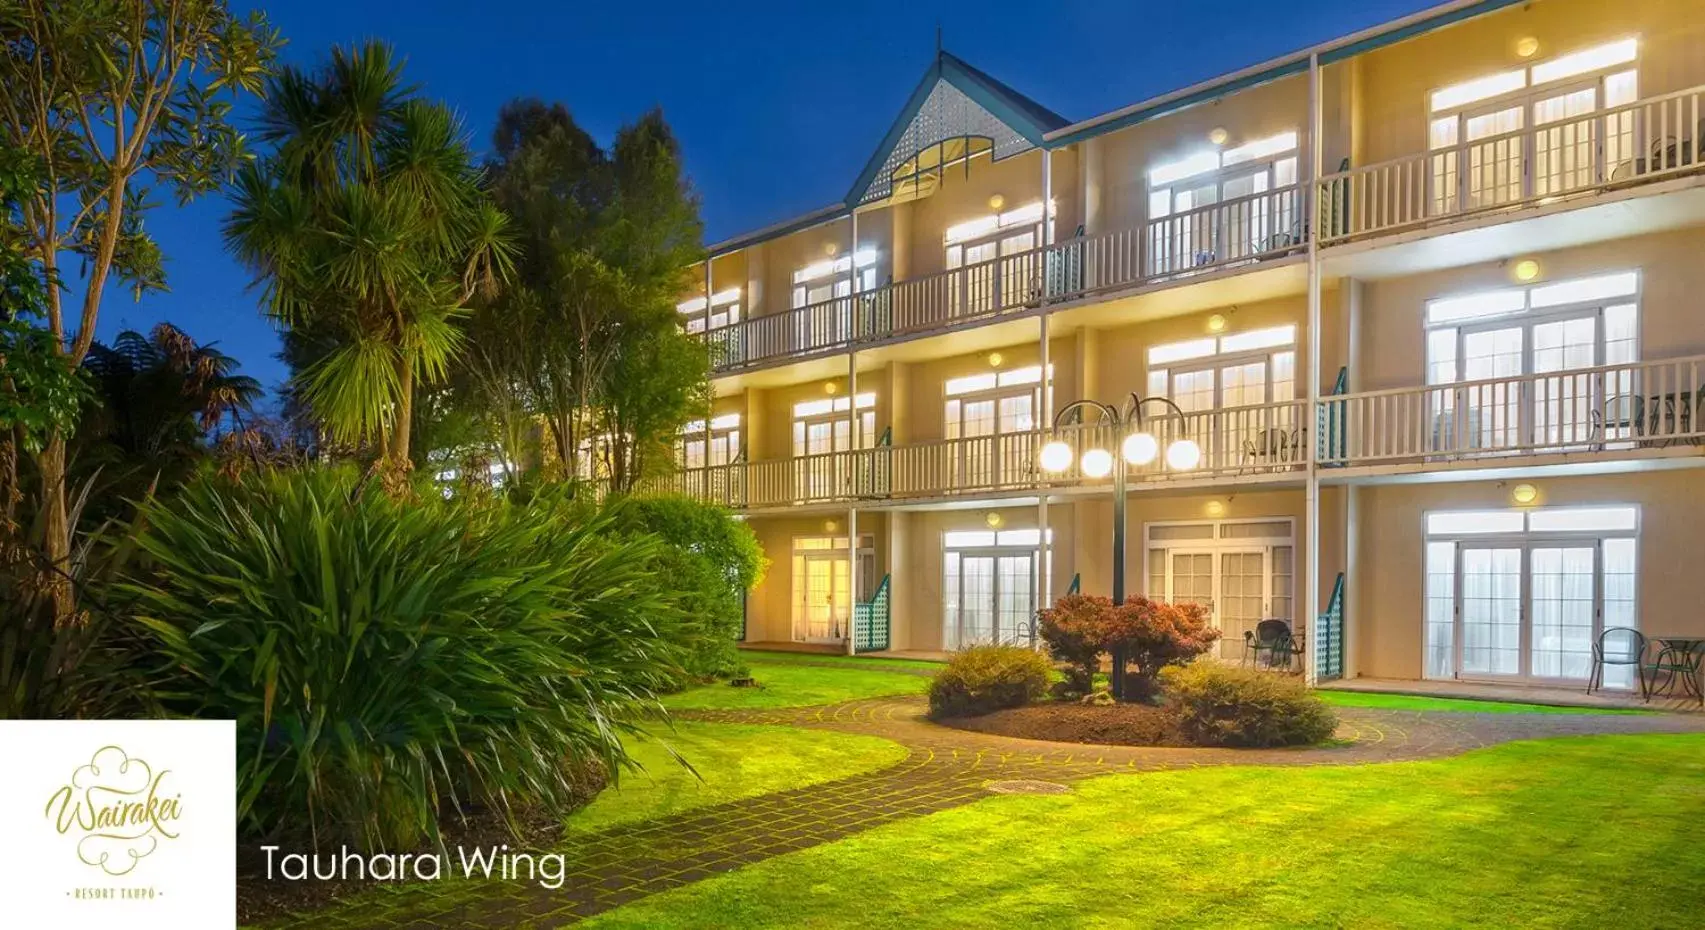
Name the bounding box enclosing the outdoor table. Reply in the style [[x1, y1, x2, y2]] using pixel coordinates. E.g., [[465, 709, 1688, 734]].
[[1647, 636, 1705, 702]]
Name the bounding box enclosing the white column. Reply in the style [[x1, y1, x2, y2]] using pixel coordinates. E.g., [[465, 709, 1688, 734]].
[[847, 211, 860, 656], [1304, 52, 1324, 687], [1037, 148, 1054, 632]]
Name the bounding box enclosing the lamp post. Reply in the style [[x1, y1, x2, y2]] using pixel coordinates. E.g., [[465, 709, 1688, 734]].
[[1038, 393, 1201, 698]]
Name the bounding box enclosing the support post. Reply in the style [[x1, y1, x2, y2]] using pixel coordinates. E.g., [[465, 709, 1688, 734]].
[[1304, 52, 1324, 687], [1036, 148, 1054, 640], [847, 212, 860, 657]]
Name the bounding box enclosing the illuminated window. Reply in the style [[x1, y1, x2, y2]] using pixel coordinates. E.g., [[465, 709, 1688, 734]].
[[792, 251, 878, 309], [678, 287, 743, 334]]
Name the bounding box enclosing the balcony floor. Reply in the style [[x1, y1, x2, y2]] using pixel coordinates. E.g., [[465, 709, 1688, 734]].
[[1321, 677, 1701, 714]]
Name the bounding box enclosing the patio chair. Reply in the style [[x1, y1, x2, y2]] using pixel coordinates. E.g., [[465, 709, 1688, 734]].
[[1587, 627, 1647, 697], [1243, 619, 1296, 670], [1644, 640, 1705, 707], [1592, 393, 1646, 449]]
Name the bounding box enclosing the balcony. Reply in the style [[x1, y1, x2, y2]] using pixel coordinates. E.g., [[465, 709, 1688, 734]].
[[1318, 85, 1705, 245], [702, 185, 1305, 373], [639, 399, 1308, 511], [1318, 355, 1705, 471]]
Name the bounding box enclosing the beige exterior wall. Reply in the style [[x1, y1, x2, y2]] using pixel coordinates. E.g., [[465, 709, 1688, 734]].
[[1351, 470, 1705, 681], [1355, 226, 1705, 393], [1353, 0, 1705, 167]]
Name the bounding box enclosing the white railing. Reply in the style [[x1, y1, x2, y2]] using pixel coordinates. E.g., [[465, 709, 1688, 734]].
[[1319, 85, 1705, 242], [1319, 355, 1705, 467], [705, 189, 1306, 372], [627, 400, 1307, 510]]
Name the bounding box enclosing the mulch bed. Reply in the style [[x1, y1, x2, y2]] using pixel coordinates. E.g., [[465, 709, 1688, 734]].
[[940, 702, 1193, 747]]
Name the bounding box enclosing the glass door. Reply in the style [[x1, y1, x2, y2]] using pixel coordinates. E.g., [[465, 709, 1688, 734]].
[[946, 388, 1036, 488], [1530, 314, 1599, 447], [1528, 545, 1597, 680], [948, 229, 1037, 316], [1533, 85, 1599, 197], [1464, 104, 1524, 209], [1458, 324, 1524, 450], [1458, 545, 1524, 678], [795, 552, 850, 643], [946, 551, 1036, 649]]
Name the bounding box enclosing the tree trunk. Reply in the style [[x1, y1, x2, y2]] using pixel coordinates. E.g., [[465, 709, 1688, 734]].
[[36, 436, 74, 626], [391, 357, 415, 475]]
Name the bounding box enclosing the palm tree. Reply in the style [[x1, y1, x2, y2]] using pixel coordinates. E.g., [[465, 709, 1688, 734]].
[[223, 42, 513, 479]]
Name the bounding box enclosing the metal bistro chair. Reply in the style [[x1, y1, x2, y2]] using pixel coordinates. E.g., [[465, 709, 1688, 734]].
[[1243, 619, 1298, 671], [1645, 639, 1705, 707], [1587, 627, 1648, 697], [1592, 393, 1646, 450]]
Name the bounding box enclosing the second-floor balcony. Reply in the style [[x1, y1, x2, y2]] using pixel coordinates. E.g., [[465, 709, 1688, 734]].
[[702, 185, 1305, 372], [1319, 84, 1705, 244], [633, 353, 1705, 512]]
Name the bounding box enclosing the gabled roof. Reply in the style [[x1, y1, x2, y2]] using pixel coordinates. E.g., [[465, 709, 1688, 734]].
[[844, 49, 1067, 208]]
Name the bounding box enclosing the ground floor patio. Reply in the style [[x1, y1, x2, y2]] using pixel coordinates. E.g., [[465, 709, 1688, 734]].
[[256, 654, 1705, 929]]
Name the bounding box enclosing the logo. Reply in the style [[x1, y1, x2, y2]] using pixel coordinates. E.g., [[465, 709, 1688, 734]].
[[44, 746, 184, 877]]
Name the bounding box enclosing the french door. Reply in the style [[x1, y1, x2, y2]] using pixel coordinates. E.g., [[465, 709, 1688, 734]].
[[945, 387, 1036, 488], [948, 228, 1036, 316], [795, 552, 850, 643], [945, 549, 1035, 649], [1434, 539, 1634, 684], [1445, 308, 1608, 451], [1150, 544, 1294, 661], [792, 407, 875, 501]]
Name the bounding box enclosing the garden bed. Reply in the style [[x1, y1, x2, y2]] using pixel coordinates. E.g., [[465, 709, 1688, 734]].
[[939, 702, 1191, 747]]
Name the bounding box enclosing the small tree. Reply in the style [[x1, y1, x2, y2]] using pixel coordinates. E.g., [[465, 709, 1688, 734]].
[[1037, 593, 1220, 701], [1035, 593, 1111, 696], [1103, 596, 1219, 701]]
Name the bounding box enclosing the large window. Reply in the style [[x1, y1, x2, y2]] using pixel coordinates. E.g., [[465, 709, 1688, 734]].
[[1145, 325, 1299, 468], [679, 413, 741, 469], [1424, 506, 1638, 686], [943, 201, 1051, 316], [1147, 132, 1300, 274], [1424, 271, 1639, 450], [943, 528, 1051, 650], [791, 534, 875, 643], [792, 251, 878, 310], [677, 287, 742, 335], [944, 365, 1049, 487], [1145, 518, 1295, 661], [792, 393, 877, 500], [1427, 39, 1639, 213]]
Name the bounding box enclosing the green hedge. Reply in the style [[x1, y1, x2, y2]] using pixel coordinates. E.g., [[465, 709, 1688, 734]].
[[1162, 663, 1339, 748], [928, 645, 1052, 718]]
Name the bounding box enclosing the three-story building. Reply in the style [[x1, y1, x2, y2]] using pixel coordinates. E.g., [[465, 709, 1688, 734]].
[[662, 0, 1705, 692]]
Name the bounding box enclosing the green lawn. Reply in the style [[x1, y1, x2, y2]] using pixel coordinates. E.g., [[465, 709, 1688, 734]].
[[663, 660, 929, 710], [583, 734, 1705, 929], [568, 722, 907, 833], [1318, 690, 1652, 715], [738, 649, 944, 672]]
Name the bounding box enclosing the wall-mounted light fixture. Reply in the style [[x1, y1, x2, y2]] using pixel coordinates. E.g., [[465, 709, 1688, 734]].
[[1515, 36, 1540, 58], [1205, 499, 1227, 518], [824, 519, 839, 533], [987, 351, 1005, 368], [823, 381, 839, 395], [987, 193, 1006, 211], [1513, 258, 1541, 282], [823, 241, 840, 257], [1512, 483, 1539, 505], [1208, 127, 1229, 145], [984, 512, 1004, 529], [1207, 313, 1228, 333]]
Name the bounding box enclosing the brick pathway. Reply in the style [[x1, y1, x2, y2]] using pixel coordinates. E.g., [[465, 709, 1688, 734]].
[[268, 697, 1705, 929]]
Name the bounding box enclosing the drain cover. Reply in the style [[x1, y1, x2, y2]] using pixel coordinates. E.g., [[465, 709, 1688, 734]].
[[983, 779, 1071, 795]]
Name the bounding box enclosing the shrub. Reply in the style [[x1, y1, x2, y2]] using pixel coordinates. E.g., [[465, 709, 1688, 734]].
[[1162, 663, 1339, 748], [928, 645, 1052, 718], [601, 494, 767, 679], [1036, 593, 1108, 696], [118, 469, 684, 851], [1104, 597, 1220, 701], [1037, 594, 1220, 701]]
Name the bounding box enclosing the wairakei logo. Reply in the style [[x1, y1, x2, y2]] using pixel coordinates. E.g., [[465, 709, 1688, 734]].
[[43, 745, 184, 877]]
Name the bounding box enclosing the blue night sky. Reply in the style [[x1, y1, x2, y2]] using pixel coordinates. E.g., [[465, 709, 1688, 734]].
[[94, 0, 1439, 397]]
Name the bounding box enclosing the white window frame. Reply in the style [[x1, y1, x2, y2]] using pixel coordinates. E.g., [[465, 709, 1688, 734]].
[[791, 250, 878, 310], [1143, 518, 1297, 661]]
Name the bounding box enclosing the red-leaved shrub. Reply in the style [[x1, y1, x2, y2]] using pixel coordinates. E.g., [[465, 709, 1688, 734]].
[[1037, 594, 1219, 701]]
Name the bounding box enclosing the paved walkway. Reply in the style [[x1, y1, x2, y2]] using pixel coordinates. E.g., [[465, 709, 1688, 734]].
[[270, 697, 1705, 929]]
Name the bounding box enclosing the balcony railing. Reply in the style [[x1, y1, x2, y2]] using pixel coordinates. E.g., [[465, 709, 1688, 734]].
[[1319, 85, 1705, 243], [1317, 355, 1705, 468], [704, 185, 1305, 372], [636, 399, 1306, 510]]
